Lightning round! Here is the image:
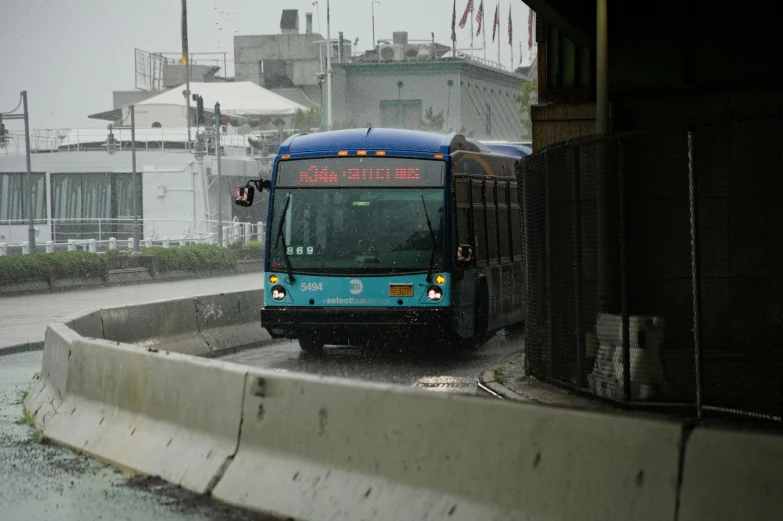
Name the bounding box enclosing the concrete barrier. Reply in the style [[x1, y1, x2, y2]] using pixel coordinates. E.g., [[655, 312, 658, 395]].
[[195, 290, 268, 355], [27, 323, 247, 494], [25, 324, 79, 430], [23, 293, 783, 521], [678, 427, 783, 521], [100, 296, 209, 355], [64, 309, 104, 339], [213, 369, 683, 521]]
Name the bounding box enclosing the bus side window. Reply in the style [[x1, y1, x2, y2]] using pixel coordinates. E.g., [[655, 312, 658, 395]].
[[486, 179, 499, 265], [509, 180, 523, 261], [471, 179, 488, 267], [454, 177, 472, 261], [497, 181, 511, 262]]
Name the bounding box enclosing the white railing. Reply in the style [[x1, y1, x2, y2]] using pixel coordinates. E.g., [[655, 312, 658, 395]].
[[1, 126, 323, 157], [0, 218, 266, 255]]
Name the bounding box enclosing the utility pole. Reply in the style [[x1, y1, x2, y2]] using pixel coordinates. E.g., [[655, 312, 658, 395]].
[[22, 91, 35, 251], [130, 105, 140, 253], [215, 102, 223, 247], [326, 0, 333, 129]]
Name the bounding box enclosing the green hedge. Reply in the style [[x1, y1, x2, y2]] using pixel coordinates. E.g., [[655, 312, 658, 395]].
[[0, 251, 107, 286], [139, 244, 237, 272], [0, 244, 260, 287], [232, 241, 264, 261]]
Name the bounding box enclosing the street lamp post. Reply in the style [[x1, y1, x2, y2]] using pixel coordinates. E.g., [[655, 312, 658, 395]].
[[0, 92, 36, 251], [22, 91, 35, 251], [106, 105, 140, 253], [215, 102, 223, 247], [326, 0, 333, 129], [130, 105, 140, 254]]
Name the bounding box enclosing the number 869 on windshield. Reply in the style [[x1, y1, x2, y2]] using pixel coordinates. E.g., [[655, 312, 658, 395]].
[[286, 246, 314, 255]]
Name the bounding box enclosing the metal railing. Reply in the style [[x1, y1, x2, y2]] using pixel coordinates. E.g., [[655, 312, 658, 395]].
[[520, 115, 783, 423], [0, 218, 266, 255]]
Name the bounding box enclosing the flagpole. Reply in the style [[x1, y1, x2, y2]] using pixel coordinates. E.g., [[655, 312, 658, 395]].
[[470, 14, 474, 56], [508, 4, 513, 70], [482, 4, 487, 60], [497, 3, 501, 65]]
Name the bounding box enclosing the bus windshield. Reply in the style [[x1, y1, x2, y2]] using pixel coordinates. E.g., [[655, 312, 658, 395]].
[[268, 170, 445, 275]]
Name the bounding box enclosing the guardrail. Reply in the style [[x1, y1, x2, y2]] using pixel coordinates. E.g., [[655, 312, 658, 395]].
[[23, 292, 783, 521], [0, 219, 266, 255]]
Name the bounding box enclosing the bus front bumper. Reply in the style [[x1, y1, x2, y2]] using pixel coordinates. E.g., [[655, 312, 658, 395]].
[[261, 306, 453, 341]]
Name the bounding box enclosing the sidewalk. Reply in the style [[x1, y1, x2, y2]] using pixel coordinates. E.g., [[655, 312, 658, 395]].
[[477, 350, 620, 412], [0, 273, 263, 353]]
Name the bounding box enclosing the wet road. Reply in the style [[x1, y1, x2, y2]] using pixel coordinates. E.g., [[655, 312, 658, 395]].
[[220, 331, 524, 394]]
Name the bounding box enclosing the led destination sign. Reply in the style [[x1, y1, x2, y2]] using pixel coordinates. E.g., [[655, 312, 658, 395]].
[[276, 157, 445, 187]]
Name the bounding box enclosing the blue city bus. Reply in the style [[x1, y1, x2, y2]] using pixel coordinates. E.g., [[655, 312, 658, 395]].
[[236, 128, 529, 352]]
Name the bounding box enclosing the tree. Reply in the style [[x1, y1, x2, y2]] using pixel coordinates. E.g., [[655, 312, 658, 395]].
[[420, 107, 445, 132], [514, 79, 538, 140], [292, 107, 322, 131]]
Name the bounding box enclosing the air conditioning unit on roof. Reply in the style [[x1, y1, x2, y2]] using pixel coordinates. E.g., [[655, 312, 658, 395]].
[[379, 43, 404, 62]]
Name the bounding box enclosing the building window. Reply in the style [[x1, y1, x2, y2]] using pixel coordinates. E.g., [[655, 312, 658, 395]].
[[0, 172, 46, 224], [380, 100, 423, 129]]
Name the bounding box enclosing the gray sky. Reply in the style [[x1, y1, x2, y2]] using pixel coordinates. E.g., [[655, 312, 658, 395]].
[[1, 0, 531, 130]]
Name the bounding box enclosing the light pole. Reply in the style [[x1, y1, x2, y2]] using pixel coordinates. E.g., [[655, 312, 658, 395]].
[[130, 105, 139, 253], [215, 102, 223, 247], [106, 105, 140, 253], [372, 1, 380, 57], [22, 92, 35, 251], [326, 0, 333, 129], [0, 92, 36, 251]]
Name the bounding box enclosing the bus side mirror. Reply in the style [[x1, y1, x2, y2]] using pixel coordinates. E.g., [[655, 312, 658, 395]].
[[235, 185, 255, 207], [456, 244, 473, 266], [235, 180, 271, 207]]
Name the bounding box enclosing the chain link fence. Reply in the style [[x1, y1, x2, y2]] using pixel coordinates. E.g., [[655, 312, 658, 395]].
[[520, 115, 783, 422]]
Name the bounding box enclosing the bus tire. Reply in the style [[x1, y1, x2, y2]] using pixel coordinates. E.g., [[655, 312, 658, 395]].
[[298, 336, 324, 353]]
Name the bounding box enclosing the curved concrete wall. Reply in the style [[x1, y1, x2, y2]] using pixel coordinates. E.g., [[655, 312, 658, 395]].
[[64, 289, 269, 356], [23, 294, 783, 521]]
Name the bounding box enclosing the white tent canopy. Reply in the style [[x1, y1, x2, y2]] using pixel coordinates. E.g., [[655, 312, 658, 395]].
[[137, 81, 308, 117]]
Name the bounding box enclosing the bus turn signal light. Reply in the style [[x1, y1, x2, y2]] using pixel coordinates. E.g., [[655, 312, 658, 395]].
[[269, 274, 279, 284], [338, 150, 348, 156], [435, 274, 445, 284], [357, 150, 367, 156]]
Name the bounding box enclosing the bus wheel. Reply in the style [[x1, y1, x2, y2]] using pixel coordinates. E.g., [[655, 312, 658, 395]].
[[298, 336, 324, 353]]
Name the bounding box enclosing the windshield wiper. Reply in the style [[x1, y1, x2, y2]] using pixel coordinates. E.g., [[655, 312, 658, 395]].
[[420, 195, 437, 283], [275, 193, 295, 283]]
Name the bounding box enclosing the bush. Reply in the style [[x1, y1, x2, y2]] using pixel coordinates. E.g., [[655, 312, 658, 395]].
[[234, 241, 264, 260], [0, 251, 107, 286], [139, 244, 237, 272]]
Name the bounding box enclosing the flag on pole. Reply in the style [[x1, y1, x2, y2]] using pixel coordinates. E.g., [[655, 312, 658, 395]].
[[476, 0, 484, 36], [528, 9, 535, 49], [451, 0, 457, 42], [508, 4, 513, 45], [458, 0, 473, 29], [491, 2, 500, 42], [180, 0, 189, 65]]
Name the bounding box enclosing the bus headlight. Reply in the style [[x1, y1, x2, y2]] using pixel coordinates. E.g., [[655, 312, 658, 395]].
[[427, 286, 443, 301], [271, 285, 287, 301]]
